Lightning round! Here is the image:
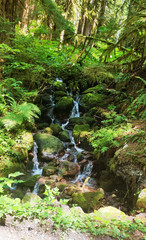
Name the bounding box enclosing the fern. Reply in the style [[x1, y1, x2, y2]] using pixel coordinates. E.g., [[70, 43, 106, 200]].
[[1, 102, 41, 131]]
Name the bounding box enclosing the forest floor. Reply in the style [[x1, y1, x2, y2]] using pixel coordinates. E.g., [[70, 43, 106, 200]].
[[0, 216, 114, 240]]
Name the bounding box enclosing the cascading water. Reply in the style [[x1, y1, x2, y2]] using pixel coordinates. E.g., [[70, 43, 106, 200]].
[[32, 141, 42, 194]]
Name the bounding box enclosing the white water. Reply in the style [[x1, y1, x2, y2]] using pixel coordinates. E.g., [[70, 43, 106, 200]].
[[72, 161, 93, 184], [32, 141, 42, 176]]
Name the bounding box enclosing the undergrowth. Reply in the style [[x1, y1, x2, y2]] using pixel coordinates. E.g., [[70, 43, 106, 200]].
[[0, 173, 145, 240]]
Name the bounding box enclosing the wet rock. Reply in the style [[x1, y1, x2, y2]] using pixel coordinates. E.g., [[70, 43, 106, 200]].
[[50, 124, 62, 137], [59, 161, 80, 176], [34, 133, 64, 161], [72, 189, 104, 212], [54, 96, 74, 116], [73, 124, 90, 143], [59, 130, 70, 142], [43, 127, 53, 135], [136, 188, 146, 210], [68, 117, 95, 129], [22, 175, 40, 188]]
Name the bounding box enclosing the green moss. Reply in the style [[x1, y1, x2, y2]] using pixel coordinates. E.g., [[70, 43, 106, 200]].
[[57, 183, 67, 192], [80, 93, 107, 110], [72, 190, 104, 212], [43, 127, 53, 135], [34, 133, 64, 155], [23, 175, 40, 188], [59, 130, 70, 142], [73, 124, 90, 143], [42, 165, 58, 176], [69, 117, 95, 128], [54, 96, 74, 113], [50, 124, 62, 137]]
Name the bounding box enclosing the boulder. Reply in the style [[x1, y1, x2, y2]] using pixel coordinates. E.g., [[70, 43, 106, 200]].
[[50, 124, 62, 137], [68, 117, 95, 129], [80, 93, 107, 111], [34, 133, 64, 161], [136, 188, 146, 210], [73, 124, 90, 143], [59, 130, 70, 142], [54, 96, 74, 116], [72, 189, 104, 212], [22, 174, 40, 188], [94, 206, 132, 221], [59, 161, 80, 176], [42, 162, 58, 176], [22, 191, 41, 204]]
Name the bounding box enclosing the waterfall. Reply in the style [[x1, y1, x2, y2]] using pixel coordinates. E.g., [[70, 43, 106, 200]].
[[32, 141, 42, 176], [73, 161, 93, 184]]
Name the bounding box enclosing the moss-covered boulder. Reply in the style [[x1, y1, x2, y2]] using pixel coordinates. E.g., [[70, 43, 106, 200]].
[[109, 141, 145, 194], [13, 131, 33, 160], [73, 124, 93, 150], [136, 188, 146, 210], [34, 133, 64, 161], [54, 96, 74, 116], [43, 127, 53, 135], [42, 162, 58, 176], [54, 91, 68, 101], [50, 124, 62, 137], [59, 130, 70, 142], [72, 189, 104, 212], [73, 124, 90, 143], [68, 117, 95, 129], [22, 192, 41, 204], [80, 93, 107, 111], [95, 206, 132, 221], [22, 174, 40, 188], [59, 161, 80, 177]]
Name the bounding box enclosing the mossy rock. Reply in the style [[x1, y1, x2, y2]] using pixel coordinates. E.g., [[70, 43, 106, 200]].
[[73, 124, 90, 143], [83, 84, 107, 94], [54, 91, 68, 101], [72, 190, 104, 212], [59, 130, 70, 142], [68, 117, 95, 129], [42, 165, 58, 176], [23, 175, 40, 188], [50, 124, 62, 137], [22, 192, 41, 204], [80, 93, 107, 110], [53, 81, 66, 91], [54, 96, 74, 115], [13, 131, 33, 160], [56, 183, 67, 192], [136, 189, 146, 210], [34, 133, 64, 161], [43, 127, 53, 135], [95, 206, 131, 221], [59, 161, 80, 176]]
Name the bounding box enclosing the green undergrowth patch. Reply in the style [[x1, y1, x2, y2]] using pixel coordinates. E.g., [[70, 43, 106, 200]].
[[0, 174, 145, 239]]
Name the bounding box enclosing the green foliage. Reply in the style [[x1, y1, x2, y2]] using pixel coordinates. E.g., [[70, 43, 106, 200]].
[[1, 102, 41, 131]]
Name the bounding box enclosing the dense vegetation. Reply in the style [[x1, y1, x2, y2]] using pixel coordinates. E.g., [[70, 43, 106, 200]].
[[0, 0, 145, 238]]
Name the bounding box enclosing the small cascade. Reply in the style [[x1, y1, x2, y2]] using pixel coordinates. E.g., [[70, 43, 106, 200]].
[[73, 161, 93, 184], [70, 96, 80, 118], [48, 94, 55, 123], [32, 141, 42, 176]]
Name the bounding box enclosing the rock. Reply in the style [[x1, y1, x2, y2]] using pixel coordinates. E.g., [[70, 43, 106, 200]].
[[50, 124, 62, 137], [80, 93, 107, 111], [136, 188, 146, 209], [43, 127, 53, 135], [34, 133, 64, 161], [72, 189, 104, 212], [135, 212, 146, 224], [73, 124, 90, 143], [13, 131, 33, 160], [68, 117, 95, 129], [22, 192, 41, 204], [109, 141, 145, 195], [56, 182, 67, 192], [95, 206, 132, 221], [59, 130, 70, 142], [54, 96, 74, 116], [42, 163, 58, 176], [59, 161, 80, 176], [99, 170, 117, 192], [22, 175, 40, 188]]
